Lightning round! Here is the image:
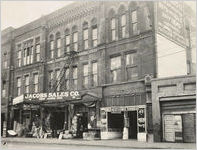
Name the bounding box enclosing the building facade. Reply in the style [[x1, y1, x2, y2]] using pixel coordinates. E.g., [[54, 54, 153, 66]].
[[1, 1, 195, 142]]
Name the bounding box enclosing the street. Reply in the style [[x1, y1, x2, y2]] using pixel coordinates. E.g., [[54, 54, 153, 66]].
[[1, 142, 128, 150]]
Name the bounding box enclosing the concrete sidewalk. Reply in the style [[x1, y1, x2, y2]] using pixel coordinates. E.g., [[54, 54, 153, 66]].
[[1, 137, 196, 149]]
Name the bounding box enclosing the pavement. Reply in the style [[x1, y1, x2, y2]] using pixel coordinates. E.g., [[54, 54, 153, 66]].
[[1, 137, 196, 149]]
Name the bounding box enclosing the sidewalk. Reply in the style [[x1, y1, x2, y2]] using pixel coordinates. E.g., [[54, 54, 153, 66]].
[[1, 137, 196, 149]]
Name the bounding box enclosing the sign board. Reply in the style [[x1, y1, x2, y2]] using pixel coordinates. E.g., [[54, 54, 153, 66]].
[[138, 108, 146, 133], [156, 1, 185, 46], [24, 91, 81, 101]]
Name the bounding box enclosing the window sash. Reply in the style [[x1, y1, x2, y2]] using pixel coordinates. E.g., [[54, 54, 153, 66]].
[[111, 69, 121, 82], [57, 38, 61, 48], [50, 41, 54, 50], [66, 35, 70, 45], [92, 28, 97, 40], [126, 66, 138, 80], [122, 26, 126, 38], [111, 56, 121, 70], [132, 23, 138, 34], [131, 10, 137, 23], [126, 53, 136, 66], [121, 14, 126, 26], [112, 29, 116, 41], [73, 32, 78, 43], [83, 76, 88, 88], [83, 65, 88, 76], [111, 18, 116, 29]]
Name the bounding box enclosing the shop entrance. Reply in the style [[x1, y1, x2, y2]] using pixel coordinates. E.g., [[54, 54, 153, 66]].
[[128, 111, 137, 139]]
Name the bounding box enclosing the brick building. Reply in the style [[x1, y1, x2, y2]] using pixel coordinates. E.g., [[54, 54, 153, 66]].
[[1, 1, 195, 142]]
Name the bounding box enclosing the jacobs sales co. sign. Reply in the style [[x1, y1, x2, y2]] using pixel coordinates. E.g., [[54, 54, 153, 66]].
[[24, 91, 81, 101]]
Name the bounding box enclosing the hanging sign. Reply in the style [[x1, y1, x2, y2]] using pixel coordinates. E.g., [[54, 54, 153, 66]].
[[24, 91, 81, 101]]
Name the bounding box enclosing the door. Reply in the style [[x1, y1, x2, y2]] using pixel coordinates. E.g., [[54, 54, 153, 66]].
[[182, 113, 196, 143], [163, 115, 175, 142], [128, 111, 137, 139]]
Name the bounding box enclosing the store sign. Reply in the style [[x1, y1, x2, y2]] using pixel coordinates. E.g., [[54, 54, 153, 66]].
[[156, 1, 185, 45], [24, 91, 81, 101], [138, 108, 146, 133]]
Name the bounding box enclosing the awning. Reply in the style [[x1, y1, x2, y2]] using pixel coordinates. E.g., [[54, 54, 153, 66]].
[[13, 95, 24, 105]]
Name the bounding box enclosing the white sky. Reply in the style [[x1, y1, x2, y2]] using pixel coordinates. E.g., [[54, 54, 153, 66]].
[[1, 1, 196, 30]]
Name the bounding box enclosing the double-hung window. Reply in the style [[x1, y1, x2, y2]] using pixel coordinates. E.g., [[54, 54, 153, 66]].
[[73, 32, 78, 51], [121, 14, 126, 38], [83, 64, 88, 88], [83, 29, 88, 50], [111, 18, 116, 41], [35, 44, 40, 62], [92, 62, 98, 86], [33, 73, 39, 93], [131, 10, 138, 35], [56, 69, 60, 91], [17, 77, 21, 96], [57, 38, 61, 57], [24, 75, 30, 94], [50, 40, 54, 59], [48, 71, 53, 90], [110, 56, 121, 83], [65, 68, 69, 90], [92, 27, 98, 47], [17, 45, 22, 67], [72, 67, 78, 90], [126, 52, 138, 80], [65, 35, 70, 53]]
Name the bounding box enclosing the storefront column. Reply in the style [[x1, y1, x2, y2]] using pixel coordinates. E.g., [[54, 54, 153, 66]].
[[123, 111, 129, 140]]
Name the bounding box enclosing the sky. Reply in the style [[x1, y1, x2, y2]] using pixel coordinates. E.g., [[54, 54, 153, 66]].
[[1, 1, 196, 30]]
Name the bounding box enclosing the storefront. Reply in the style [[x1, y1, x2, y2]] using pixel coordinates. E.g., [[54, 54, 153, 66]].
[[100, 105, 147, 141], [11, 91, 101, 139], [151, 75, 196, 143]]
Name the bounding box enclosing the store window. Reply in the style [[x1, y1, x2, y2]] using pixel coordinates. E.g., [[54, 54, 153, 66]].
[[83, 64, 88, 89], [92, 62, 98, 86], [110, 56, 121, 83], [55, 69, 61, 91], [56, 32, 61, 58], [65, 29, 70, 53], [121, 14, 126, 38], [24, 75, 30, 94], [111, 18, 116, 41], [17, 77, 21, 96], [49, 35, 54, 59], [126, 52, 138, 80], [33, 73, 39, 93], [131, 10, 138, 35], [72, 67, 78, 90], [17, 45, 22, 67]]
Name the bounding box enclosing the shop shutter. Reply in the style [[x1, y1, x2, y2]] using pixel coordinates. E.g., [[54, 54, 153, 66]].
[[163, 115, 175, 142], [182, 113, 196, 143]]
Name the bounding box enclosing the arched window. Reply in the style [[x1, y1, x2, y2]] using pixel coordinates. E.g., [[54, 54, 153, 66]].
[[49, 34, 54, 59], [72, 26, 78, 51], [109, 9, 116, 41], [118, 5, 127, 38], [65, 29, 70, 53], [56, 32, 61, 57], [91, 18, 98, 47], [129, 2, 138, 35], [83, 21, 89, 50]]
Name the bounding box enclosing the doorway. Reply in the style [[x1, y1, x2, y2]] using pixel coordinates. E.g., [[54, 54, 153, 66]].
[[128, 111, 137, 139]]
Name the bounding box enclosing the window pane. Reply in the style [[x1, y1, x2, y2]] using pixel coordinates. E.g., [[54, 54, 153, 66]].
[[73, 32, 78, 42], [50, 41, 54, 49], [92, 28, 97, 40], [127, 66, 138, 80], [83, 64, 88, 76], [111, 56, 121, 70], [83, 29, 88, 40], [126, 53, 137, 66], [66, 35, 70, 45], [122, 26, 126, 38], [92, 62, 97, 74], [73, 67, 77, 79], [133, 23, 138, 34], [34, 74, 38, 83], [93, 74, 98, 86], [111, 18, 116, 29], [84, 40, 88, 49], [112, 30, 116, 41], [121, 15, 126, 26], [18, 51, 22, 58], [57, 38, 61, 48], [73, 43, 78, 51], [132, 10, 137, 23], [36, 45, 40, 53]]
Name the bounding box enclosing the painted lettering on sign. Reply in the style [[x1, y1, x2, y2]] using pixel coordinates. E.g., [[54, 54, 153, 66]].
[[24, 91, 80, 101]]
